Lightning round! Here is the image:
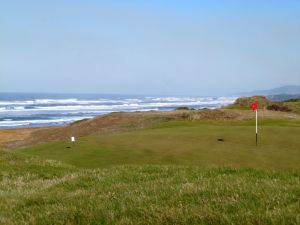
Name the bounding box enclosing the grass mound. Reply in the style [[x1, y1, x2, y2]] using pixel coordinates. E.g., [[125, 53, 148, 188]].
[[227, 96, 300, 115], [283, 100, 300, 115], [226, 96, 272, 110], [1, 150, 300, 225]]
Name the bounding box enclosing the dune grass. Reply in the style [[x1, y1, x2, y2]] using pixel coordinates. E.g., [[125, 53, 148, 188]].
[[18, 119, 300, 170], [226, 97, 300, 115], [1, 151, 300, 225], [283, 101, 300, 114]]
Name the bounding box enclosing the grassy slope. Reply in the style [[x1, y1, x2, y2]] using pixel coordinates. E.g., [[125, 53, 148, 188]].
[[18, 118, 300, 170], [1, 151, 300, 225], [284, 101, 300, 114]]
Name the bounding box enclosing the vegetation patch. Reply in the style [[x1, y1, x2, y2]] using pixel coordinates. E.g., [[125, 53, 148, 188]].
[[226, 96, 272, 110], [1, 151, 300, 225], [226, 96, 300, 115], [70, 118, 90, 125], [267, 104, 292, 112], [284, 98, 300, 102]]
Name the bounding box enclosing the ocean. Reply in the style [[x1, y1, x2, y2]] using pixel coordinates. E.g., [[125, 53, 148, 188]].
[[0, 93, 237, 128]]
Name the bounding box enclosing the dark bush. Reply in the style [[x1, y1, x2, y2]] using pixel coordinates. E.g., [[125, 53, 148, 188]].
[[175, 107, 190, 110], [267, 104, 292, 112]]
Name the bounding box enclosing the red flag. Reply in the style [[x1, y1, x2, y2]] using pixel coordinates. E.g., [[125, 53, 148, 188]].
[[250, 102, 258, 111]]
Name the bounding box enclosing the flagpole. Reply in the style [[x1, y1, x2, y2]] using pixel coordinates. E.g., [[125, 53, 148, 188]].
[[250, 102, 258, 146], [256, 109, 258, 146]]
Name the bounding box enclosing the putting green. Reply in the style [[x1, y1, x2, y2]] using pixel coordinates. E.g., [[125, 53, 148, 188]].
[[17, 119, 300, 170]]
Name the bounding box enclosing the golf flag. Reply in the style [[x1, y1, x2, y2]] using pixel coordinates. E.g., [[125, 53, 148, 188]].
[[250, 102, 258, 146], [251, 102, 258, 111]]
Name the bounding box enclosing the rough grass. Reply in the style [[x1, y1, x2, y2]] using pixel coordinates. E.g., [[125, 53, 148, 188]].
[[1, 151, 300, 225], [226, 96, 300, 115], [17, 119, 300, 170], [283, 101, 300, 114], [225, 96, 271, 110]]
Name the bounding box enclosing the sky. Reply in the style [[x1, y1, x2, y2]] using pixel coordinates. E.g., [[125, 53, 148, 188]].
[[1, 0, 300, 96]]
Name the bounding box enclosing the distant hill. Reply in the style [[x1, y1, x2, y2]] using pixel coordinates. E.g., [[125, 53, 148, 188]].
[[268, 94, 300, 101], [236, 85, 300, 101], [237, 85, 300, 96]]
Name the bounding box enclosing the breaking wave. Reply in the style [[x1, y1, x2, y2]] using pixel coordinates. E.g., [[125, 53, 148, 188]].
[[0, 95, 237, 128]]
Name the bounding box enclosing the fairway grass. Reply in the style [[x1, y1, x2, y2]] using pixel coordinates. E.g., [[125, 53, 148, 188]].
[[1, 151, 300, 225], [18, 119, 300, 170], [2, 117, 300, 224]]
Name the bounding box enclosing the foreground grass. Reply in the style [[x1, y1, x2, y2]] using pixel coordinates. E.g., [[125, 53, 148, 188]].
[[18, 119, 300, 170], [5, 117, 300, 224], [1, 151, 300, 225]]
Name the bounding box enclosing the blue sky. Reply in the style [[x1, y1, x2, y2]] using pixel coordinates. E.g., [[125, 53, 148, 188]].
[[1, 0, 300, 96]]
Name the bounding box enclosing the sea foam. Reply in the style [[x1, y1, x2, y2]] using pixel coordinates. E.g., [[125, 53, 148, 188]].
[[0, 95, 237, 128]]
